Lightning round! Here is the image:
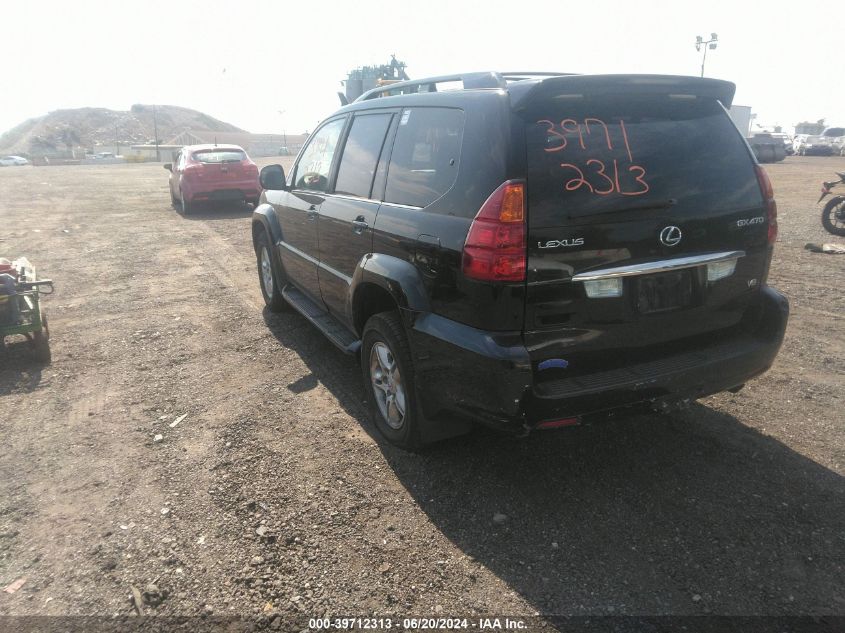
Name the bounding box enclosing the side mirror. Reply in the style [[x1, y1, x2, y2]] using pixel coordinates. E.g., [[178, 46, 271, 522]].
[[163, 163, 172, 172], [260, 164, 286, 190]]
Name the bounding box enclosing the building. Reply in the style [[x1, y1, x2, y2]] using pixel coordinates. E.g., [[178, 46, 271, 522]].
[[126, 131, 309, 161], [795, 121, 826, 135]]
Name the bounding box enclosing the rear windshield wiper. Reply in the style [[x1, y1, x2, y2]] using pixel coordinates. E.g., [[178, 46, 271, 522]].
[[571, 198, 677, 220]]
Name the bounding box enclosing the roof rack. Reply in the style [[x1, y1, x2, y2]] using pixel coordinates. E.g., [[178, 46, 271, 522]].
[[354, 71, 576, 102], [500, 72, 575, 82]]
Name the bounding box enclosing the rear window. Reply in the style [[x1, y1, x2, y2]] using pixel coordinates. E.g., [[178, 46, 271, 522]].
[[523, 97, 761, 226], [192, 150, 246, 163], [384, 107, 464, 208]]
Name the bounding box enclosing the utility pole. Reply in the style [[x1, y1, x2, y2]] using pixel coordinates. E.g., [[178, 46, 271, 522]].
[[695, 33, 719, 77], [152, 104, 160, 161], [278, 110, 288, 155]]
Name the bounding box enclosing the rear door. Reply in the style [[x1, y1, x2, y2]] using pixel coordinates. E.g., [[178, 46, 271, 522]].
[[317, 111, 394, 323], [520, 82, 771, 368]]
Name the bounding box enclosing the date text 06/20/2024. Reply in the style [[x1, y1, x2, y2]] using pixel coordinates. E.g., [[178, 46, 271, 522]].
[[307, 617, 528, 630]]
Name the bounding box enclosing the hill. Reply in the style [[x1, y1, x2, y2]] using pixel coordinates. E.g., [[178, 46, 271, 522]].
[[0, 105, 248, 156]]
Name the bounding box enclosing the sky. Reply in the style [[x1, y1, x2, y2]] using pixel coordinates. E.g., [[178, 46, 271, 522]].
[[0, 0, 839, 137]]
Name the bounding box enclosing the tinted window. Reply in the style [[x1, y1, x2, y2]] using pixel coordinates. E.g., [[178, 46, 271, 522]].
[[384, 107, 464, 208], [294, 118, 345, 192], [192, 150, 246, 163], [334, 113, 392, 198], [523, 97, 761, 226]]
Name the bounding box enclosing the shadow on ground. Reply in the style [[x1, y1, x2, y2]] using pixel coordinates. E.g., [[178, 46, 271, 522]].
[[180, 201, 254, 221], [262, 308, 844, 616], [0, 338, 45, 396]]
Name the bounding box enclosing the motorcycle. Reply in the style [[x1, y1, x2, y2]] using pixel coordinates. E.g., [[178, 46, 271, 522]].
[[819, 172, 845, 236]]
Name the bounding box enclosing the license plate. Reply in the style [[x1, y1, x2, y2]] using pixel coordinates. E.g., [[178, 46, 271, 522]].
[[637, 270, 692, 313]]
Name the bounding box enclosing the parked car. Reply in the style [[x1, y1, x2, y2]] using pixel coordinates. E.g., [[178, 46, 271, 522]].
[[796, 135, 833, 156], [164, 145, 260, 214], [251, 72, 788, 449], [747, 134, 786, 163], [0, 155, 29, 166], [829, 137, 845, 155]]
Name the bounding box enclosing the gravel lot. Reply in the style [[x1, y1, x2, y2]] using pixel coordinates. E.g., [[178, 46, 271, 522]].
[[0, 156, 843, 629]]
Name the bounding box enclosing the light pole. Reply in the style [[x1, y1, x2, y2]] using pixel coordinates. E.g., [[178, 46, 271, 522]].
[[152, 104, 160, 162], [695, 33, 718, 78], [278, 110, 288, 155]]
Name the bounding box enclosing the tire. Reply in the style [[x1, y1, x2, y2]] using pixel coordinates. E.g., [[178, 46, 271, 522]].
[[32, 315, 51, 364], [180, 190, 194, 215], [170, 186, 179, 209], [254, 230, 288, 311], [821, 198, 845, 236], [361, 311, 422, 450]]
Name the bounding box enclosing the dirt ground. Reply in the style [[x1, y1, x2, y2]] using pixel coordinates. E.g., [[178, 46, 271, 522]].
[[0, 156, 843, 629]]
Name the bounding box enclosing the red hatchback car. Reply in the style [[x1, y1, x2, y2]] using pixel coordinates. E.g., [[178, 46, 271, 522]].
[[165, 144, 260, 214]]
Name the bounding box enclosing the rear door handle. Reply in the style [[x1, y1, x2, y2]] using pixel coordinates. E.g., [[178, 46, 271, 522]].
[[307, 205, 318, 220], [352, 218, 369, 234]]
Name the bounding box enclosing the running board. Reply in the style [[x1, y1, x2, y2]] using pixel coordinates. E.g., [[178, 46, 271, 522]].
[[281, 285, 361, 355]]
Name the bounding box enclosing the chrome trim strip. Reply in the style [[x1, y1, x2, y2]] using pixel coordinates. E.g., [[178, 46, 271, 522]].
[[378, 201, 424, 211], [318, 260, 353, 285], [325, 192, 382, 204], [280, 240, 353, 285], [279, 241, 320, 266], [571, 251, 745, 282]]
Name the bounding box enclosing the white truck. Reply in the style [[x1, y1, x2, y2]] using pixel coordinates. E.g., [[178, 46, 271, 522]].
[[729, 105, 752, 137]]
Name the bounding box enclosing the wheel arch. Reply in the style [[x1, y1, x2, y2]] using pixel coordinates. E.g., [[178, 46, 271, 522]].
[[251, 203, 283, 252], [350, 253, 431, 335], [352, 283, 400, 336]]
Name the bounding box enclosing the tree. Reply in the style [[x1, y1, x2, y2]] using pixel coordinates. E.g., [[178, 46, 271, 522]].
[[57, 128, 80, 155]]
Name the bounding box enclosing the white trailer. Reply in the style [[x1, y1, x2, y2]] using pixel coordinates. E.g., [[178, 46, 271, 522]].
[[729, 105, 752, 137]]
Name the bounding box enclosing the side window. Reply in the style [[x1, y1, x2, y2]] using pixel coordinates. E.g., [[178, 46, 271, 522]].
[[293, 118, 346, 192], [384, 107, 464, 208], [334, 113, 393, 198], [178, 151, 187, 169]]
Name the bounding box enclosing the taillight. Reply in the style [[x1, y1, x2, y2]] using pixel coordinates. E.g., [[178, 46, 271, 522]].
[[183, 164, 203, 179], [461, 181, 526, 282], [755, 165, 777, 245]]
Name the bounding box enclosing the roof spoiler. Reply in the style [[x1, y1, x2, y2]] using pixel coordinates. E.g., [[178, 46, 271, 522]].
[[512, 74, 736, 110]]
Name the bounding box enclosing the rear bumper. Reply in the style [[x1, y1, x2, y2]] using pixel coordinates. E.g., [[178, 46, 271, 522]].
[[409, 286, 788, 435], [184, 180, 260, 201]]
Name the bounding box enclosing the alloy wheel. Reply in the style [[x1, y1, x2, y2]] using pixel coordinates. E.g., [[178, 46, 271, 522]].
[[369, 342, 406, 429]]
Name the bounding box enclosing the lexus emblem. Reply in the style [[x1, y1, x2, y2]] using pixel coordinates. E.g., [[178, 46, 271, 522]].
[[659, 225, 682, 247]]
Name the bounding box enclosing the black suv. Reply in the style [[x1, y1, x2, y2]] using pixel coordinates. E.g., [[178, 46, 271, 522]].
[[252, 72, 788, 449]]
